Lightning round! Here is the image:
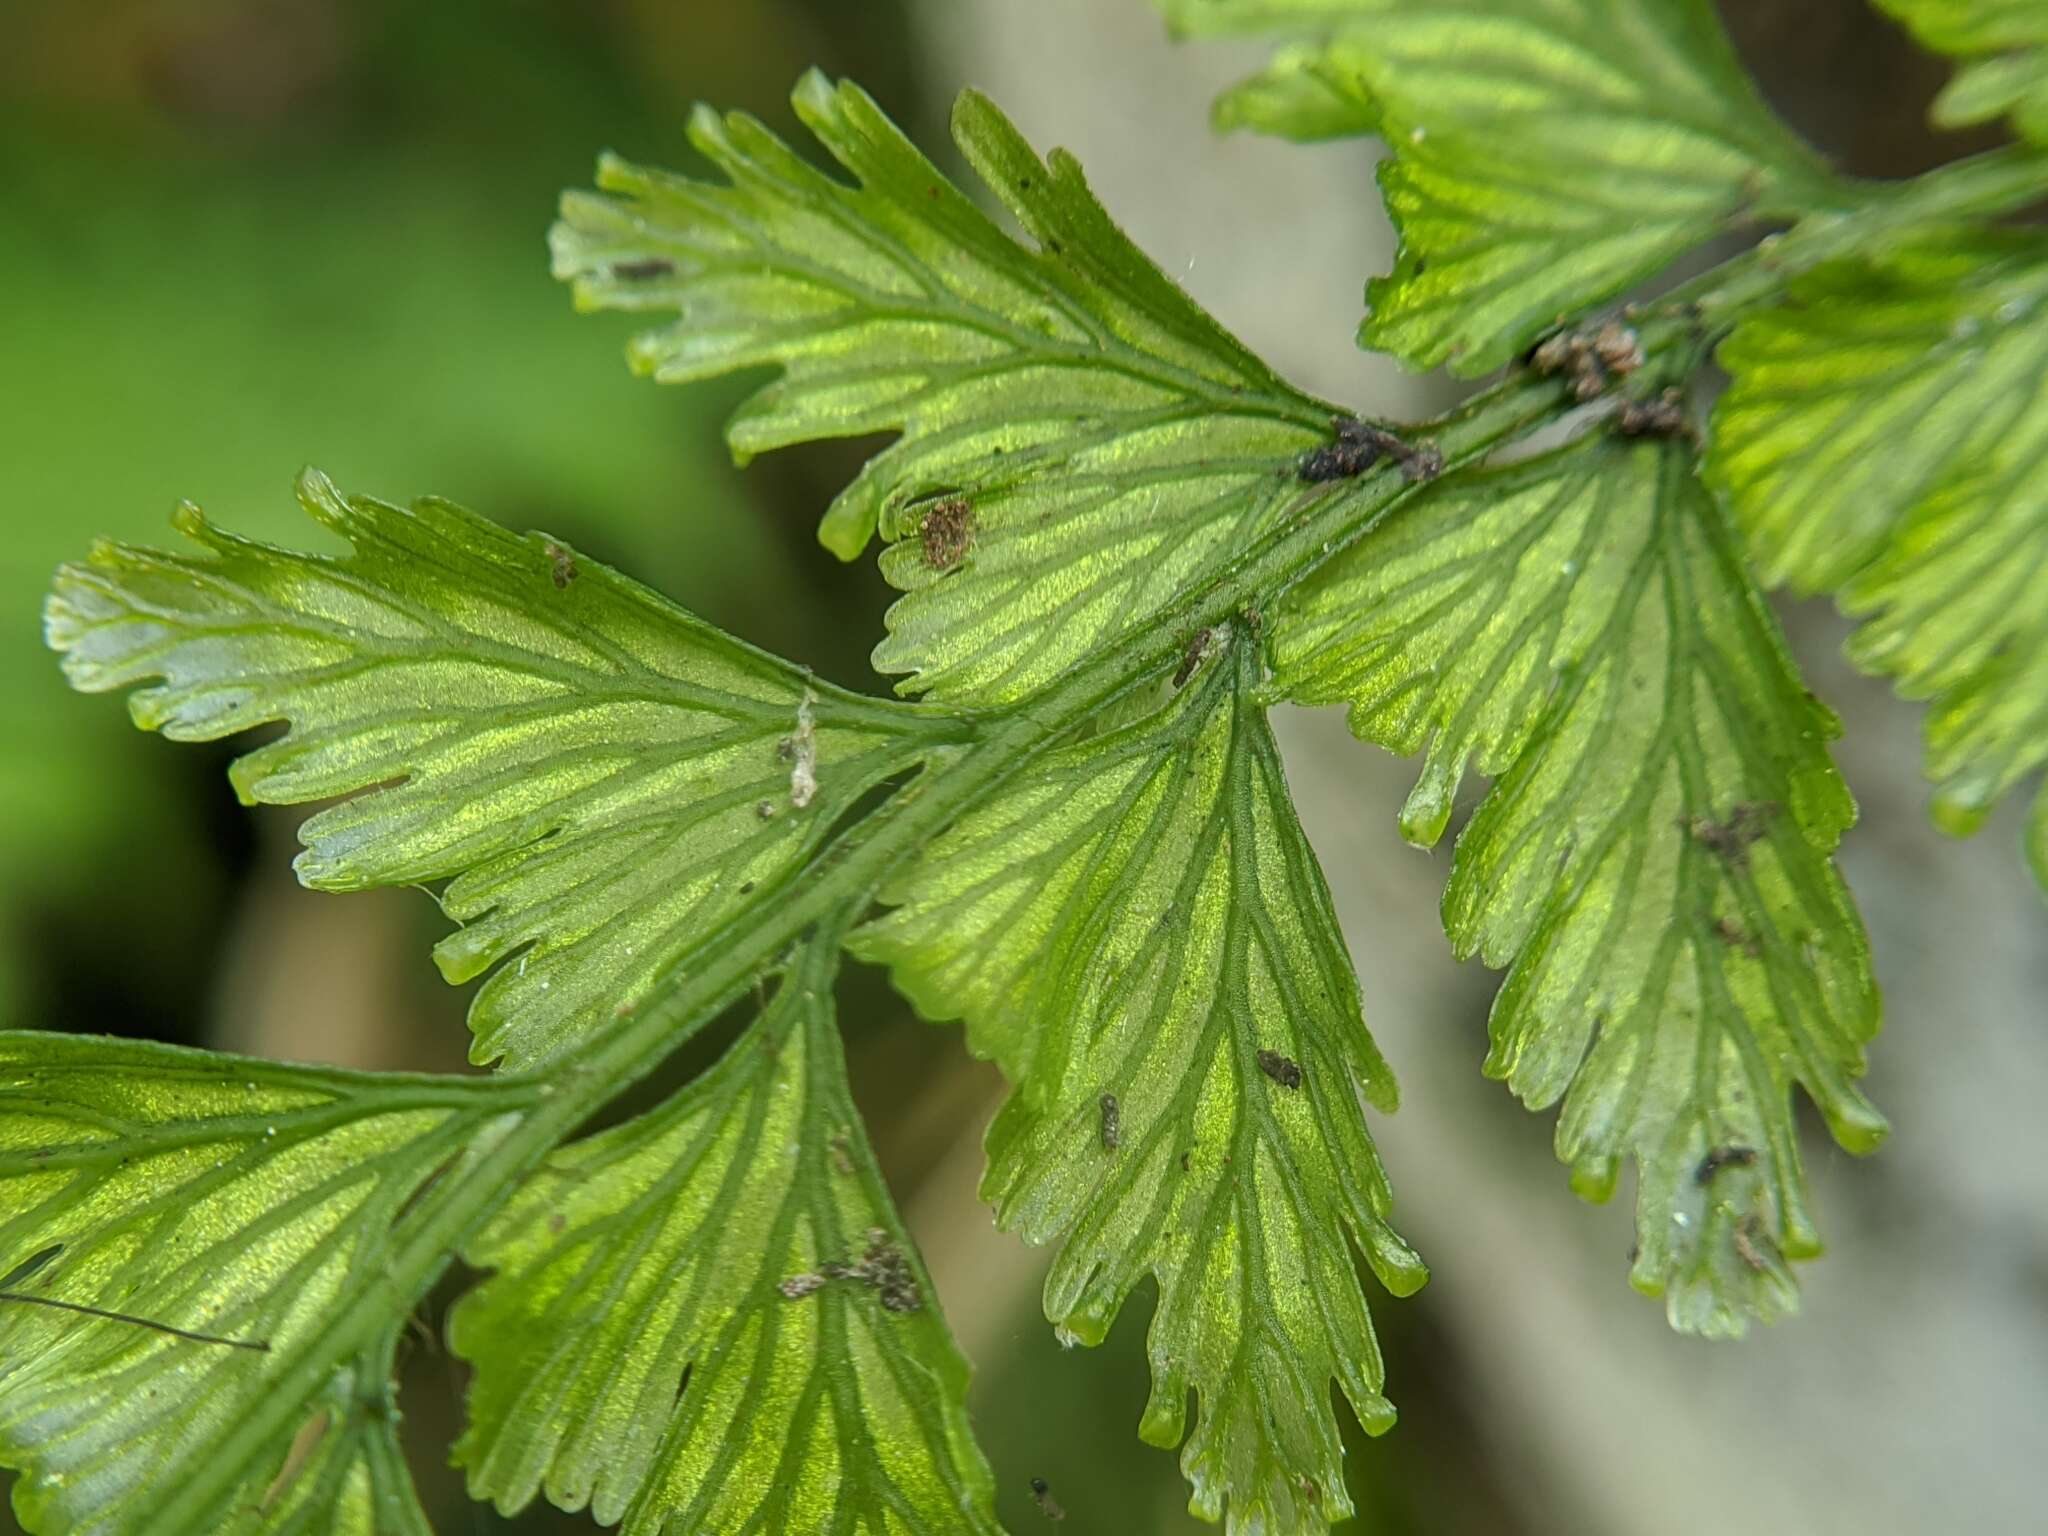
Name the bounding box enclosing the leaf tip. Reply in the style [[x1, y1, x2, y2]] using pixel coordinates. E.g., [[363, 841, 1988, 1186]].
[[294, 466, 349, 529]]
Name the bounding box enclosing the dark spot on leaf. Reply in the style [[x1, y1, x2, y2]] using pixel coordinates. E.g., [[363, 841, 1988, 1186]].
[[1694, 1145, 1758, 1185], [1713, 917, 1761, 957], [1098, 1093, 1120, 1152], [1530, 319, 1643, 401], [609, 257, 674, 280], [809, 1229, 923, 1313], [918, 497, 976, 571], [777, 1272, 826, 1300], [1683, 802, 1778, 869], [1618, 388, 1691, 440], [1299, 416, 1439, 483], [1173, 628, 1213, 689], [1257, 1049, 1303, 1090], [1733, 1213, 1776, 1273], [542, 540, 577, 589]]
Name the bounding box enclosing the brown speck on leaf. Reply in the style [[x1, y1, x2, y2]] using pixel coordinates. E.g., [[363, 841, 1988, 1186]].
[[1173, 628, 1214, 689], [1591, 320, 1645, 375], [1401, 437, 1444, 481], [778, 1273, 827, 1300], [918, 496, 976, 571], [548, 1212, 567, 1235], [756, 800, 778, 820], [1099, 1093, 1121, 1152], [1733, 1212, 1777, 1273], [1030, 1478, 1067, 1521], [1713, 917, 1761, 957], [1530, 319, 1643, 402], [1529, 331, 1579, 374], [1695, 1145, 1759, 1186], [862, 1228, 924, 1314], [1257, 1049, 1303, 1090], [1299, 416, 1436, 483], [1619, 388, 1691, 440], [542, 540, 577, 589], [1179, 1150, 1192, 1172], [1684, 802, 1778, 868], [812, 1229, 923, 1313], [609, 257, 674, 280], [829, 1131, 856, 1176]]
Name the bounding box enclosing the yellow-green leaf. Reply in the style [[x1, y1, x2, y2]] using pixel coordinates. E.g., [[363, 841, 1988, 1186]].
[[1270, 433, 1884, 1335], [853, 633, 1423, 1533], [45, 472, 951, 1069], [553, 72, 1338, 702], [0, 1033, 518, 1534], [1163, 0, 1844, 373], [451, 935, 998, 1535], [1710, 234, 2048, 872]]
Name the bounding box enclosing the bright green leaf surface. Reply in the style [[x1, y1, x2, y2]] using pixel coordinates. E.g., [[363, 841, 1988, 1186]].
[[552, 71, 1336, 702], [0, 1033, 517, 1534], [1270, 434, 1884, 1334], [1875, 0, 2048, 141], [1710, 236, 2048, 864], [1163, 0, 1842, 374], [45, 472, 953, 1070], [854, 635, 1424, 1533], [452, 934, 998, 1535]]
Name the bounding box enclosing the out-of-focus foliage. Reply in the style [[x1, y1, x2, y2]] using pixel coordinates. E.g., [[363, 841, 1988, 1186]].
[[1874, 0, 2048, 142], [0, 0, 901, 1028]]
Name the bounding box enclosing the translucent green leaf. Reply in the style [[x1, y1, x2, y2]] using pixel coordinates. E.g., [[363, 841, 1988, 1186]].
[[0, 1032, 518, 1534], [44, 471, 951, 1069], [551, 71, 1337, 702], [452, 934, 998, 1534], [1162, 0, 1842, 374], [1270, 434, 1885, 1335], [1210, 43, 1377, 142], [246, 1346, 434, 1536], [1874, 0, 2048, 142], [853, 633, 1425, 1533], [1710, 235, 2048, 866]]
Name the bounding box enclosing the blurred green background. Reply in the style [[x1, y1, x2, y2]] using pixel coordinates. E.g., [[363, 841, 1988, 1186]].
[[4, 3, 2044, 1534]]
